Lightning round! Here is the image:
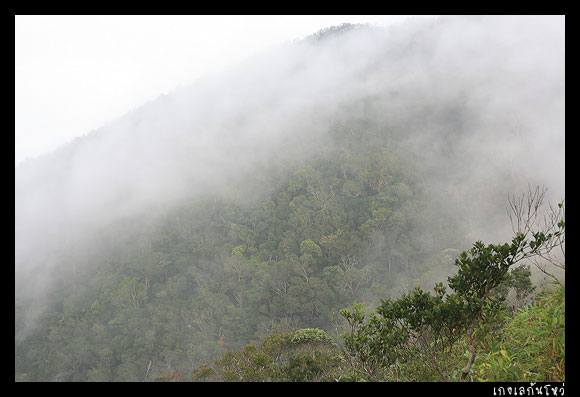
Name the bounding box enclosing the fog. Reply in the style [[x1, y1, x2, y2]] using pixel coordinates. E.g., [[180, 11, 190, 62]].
[[15, 16, 564, 341]]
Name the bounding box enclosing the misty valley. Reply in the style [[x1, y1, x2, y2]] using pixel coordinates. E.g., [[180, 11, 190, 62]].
[[15, 17, 564, 382]]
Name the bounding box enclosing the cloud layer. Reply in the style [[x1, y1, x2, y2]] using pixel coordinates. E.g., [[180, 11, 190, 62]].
[[15, 16, 564, 338]]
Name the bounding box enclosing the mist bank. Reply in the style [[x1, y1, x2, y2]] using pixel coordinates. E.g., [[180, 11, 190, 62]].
[[15, 16, 564, 338]]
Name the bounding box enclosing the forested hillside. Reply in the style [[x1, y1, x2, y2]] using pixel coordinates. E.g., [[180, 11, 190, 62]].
[[15, 17, 564, 382]]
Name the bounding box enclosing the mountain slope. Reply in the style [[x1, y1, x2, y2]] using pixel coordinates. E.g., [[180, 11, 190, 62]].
[[15, 17, 564, 381]]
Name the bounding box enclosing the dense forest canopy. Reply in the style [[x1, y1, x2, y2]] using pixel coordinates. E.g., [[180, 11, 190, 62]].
[[15, 16, 564, 382]]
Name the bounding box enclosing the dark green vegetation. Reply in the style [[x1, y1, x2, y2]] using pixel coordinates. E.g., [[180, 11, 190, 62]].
[[15, 102, 464, 381], [15, 19, 564, 382], [14, 103, 565, 381], [183, 192, 565, 382], [185, 283, 564, 382]]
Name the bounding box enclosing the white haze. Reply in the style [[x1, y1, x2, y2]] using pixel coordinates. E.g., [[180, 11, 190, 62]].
[[15, 15, 427, 165], [15, 16, 565, 341]]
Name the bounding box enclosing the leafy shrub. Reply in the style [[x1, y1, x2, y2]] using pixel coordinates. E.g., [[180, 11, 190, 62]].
[[473, 283, 564, 382]]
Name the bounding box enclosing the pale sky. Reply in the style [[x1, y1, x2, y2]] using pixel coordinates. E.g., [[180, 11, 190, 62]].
[[15, 15, 437, 166]]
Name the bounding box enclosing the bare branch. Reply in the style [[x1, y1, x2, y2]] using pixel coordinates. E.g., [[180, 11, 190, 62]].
[[507, 185, 565, 285]]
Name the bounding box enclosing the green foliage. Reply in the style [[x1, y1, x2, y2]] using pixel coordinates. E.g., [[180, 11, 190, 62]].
[[300, 239, 322, 258], [338, 211, 564, 382], [473, 283, 565, 382], [194, 328, 342, 382], [448, 234, 526, 305], [14, 79, 564, 381], [197, 275, 564, 383], [289, 328, 337, 348], [340, 285, 467, 381], [214, 344, 277, 382], [15, 121, 429, 380], [494, 264, 536, 309]]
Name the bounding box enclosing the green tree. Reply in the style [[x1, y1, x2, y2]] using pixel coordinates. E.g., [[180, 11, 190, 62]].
[[196, 328, 342, 382], [293, 240, 322, 283], [340, 193, 565, 381]]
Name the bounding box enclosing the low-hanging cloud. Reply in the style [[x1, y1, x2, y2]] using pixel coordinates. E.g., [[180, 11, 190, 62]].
[[15, 16, 564, 340]]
